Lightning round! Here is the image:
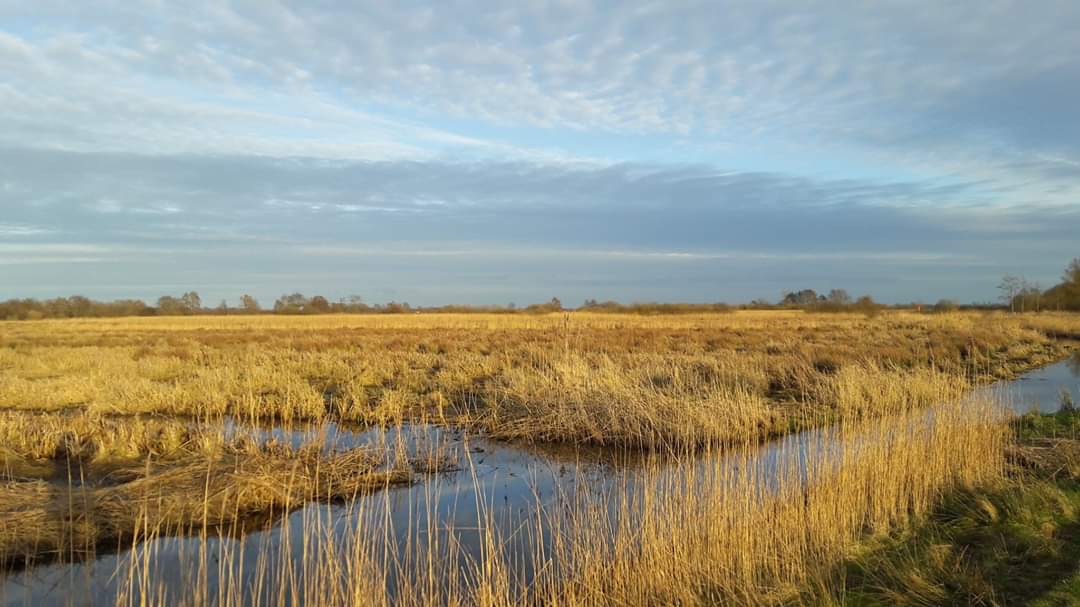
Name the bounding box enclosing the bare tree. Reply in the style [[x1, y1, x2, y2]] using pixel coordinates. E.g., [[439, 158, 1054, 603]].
[[1016, 280, 1041, 313], [239, 294, 261, 313], [827, 289, 852, 305], [181, 291, 202, 312], [998, 275, 1023, 313]]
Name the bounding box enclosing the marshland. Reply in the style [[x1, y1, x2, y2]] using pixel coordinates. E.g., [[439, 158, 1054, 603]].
[[2, 310, 1080, 605], [8, 0, 1080, 603]]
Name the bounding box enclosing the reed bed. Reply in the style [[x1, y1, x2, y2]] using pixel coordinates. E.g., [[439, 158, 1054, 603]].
[[94, 377, 1009, 606], [0, 311, 1075, 448], [0, 415, 458, 570], [0, 311, 1076, 605]]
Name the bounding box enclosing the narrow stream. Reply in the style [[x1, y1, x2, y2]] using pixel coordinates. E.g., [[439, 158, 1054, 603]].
[[2, 354, 1078, 606]]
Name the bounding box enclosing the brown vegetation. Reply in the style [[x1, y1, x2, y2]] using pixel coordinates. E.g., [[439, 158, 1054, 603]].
[[0, 310, 1078, 605], [0, 311, 1075, 448], [0, 411, 456, 568], [99, 377, 1008, 606]]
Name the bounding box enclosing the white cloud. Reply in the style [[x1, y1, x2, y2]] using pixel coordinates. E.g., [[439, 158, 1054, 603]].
[[0, 243, 113, 254], [2, 1, 1079, 180], [0, 256, 106, 265], [0, 223, 54, 236]]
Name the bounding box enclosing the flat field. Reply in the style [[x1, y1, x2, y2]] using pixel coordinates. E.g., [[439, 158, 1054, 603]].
[[0, 310, 1075, 444]]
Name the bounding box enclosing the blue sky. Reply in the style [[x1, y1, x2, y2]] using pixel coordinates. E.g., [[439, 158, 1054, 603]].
[[1, 1, 1079, 306]]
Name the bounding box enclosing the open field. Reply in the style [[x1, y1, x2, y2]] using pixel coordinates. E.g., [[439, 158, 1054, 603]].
[[1, 310, 1079, 605], [1, 311, 1077, 446]]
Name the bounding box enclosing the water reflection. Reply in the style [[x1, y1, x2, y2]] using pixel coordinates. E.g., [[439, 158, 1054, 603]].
[[976, 351, 1080, 413], [1067, 350, 1080, 378]]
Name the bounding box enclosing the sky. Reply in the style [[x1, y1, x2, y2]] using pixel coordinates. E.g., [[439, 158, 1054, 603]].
[[1, 1, 1079, 306]]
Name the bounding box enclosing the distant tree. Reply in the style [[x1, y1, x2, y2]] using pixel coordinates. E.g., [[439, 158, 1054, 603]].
[[1060, 259, 1080, 310], [67, 295, 93, 317], [338, 295, 368, 313], [933, 299, 960, 313], [998, 275, 1023, 313], [181, 292, 202, 313], [826, 289, 852, 305], [217, 300, 229, 314], [383, 301, 411, 313], [1066, 258, 1080, 285], [849, 295, 882, 316], [113, 299, 151, 317], [781, 289, 819, 306], [239, 294, 261, 313], [308, 295, 331, 313], [274, 293, 308, 314], [1041, 259, 1080, 311], [157, 295, 186, 316], [1014, 281, 1041, 313], [523, 297, 564, 314]]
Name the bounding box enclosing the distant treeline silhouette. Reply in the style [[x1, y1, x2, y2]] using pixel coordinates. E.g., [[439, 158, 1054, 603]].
[[2, 257, 1078, 320], [0, 293, 563, 320]]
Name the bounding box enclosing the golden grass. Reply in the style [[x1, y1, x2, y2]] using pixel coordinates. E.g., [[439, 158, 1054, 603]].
[[0, 446, 419, 569], [0, 415, 457, 569], [0, 311, 1073, 604], [0, 310, 1076, 448], [539, 399, 1007, 605]]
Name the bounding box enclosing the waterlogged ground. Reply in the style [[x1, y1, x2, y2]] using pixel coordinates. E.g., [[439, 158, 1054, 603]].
[[2, 355, 1078, 606]]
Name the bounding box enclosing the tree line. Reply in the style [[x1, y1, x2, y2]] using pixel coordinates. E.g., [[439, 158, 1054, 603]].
[[999, 258, 1080, 312], [0, 291, 885, 320], [1, 257, 1078, 320], [0, 292, 545, 320]]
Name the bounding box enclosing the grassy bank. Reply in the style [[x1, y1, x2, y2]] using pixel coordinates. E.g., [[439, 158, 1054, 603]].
[[820, 409, 1080, 606]]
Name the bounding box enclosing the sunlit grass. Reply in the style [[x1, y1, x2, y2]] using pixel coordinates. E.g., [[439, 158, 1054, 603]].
[[0, 311, 1075, 447], [0, 310, 1077, 604], [99, 382, 1008, 606]]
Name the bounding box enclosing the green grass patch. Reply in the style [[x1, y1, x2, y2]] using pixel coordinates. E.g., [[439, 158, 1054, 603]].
[[824, 409, 1080, 607], [1017, 408, 1080, 442]]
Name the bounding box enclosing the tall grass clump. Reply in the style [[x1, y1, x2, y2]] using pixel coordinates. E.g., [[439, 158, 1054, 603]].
[[532, 392, 1007, 605], [481, 352, 777, 448]]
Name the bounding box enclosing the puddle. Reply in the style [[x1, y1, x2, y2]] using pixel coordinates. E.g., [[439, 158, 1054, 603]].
[[2, 354, 1078, 606]]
